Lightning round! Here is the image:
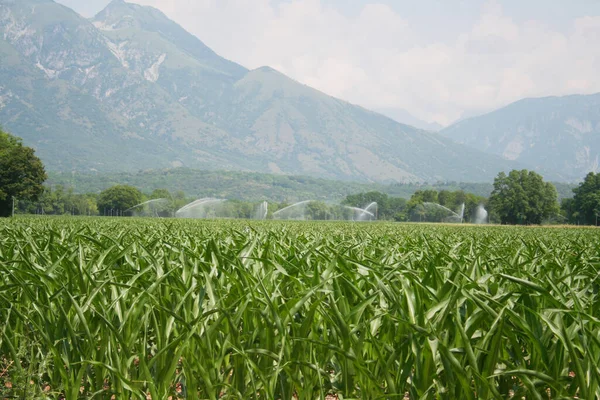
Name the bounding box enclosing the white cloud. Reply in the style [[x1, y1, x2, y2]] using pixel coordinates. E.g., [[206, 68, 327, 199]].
[[129, 0, 600, 126]]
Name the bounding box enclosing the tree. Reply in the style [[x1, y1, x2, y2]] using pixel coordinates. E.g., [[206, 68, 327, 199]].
[[342, 191, 407, 221], [437, 190, 455, 207], [97, 185, 142, 216], [23, 185, 99, 216], [571, 172, 600, 225], [489, 170, 558, 225], [0, 130, 47, 217], [343, 191, 389, 210], [409, 190, 439, 204], [306, 201, 330, 220], [148, 188, 175, 217], [150, 188, 172, 200]]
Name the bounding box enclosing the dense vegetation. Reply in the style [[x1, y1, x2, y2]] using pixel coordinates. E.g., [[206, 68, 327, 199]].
[[14, 187, 483, 222], [1, 218, 599, 398], [96, 185, 144, 216], [490, 170, 559, 225], [12, 164, 600, 225], [0, 129, 46, 217], [10, 185, 572, 225], [47, 169, 578, 202], [563, 172, 600, 225]]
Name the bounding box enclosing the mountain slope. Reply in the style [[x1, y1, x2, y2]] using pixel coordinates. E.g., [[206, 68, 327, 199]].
[[0, 0, 252, 171], [0, 0, 526, 182], [224, 66, 522, 182], [441, 94, 600, 180], [91, 0, 246, 118], [93, 0, 246, 78], [375, 107, 443, 131]]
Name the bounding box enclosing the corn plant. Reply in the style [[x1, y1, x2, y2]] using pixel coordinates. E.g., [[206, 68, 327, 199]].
[[1, 217, 599, 399]]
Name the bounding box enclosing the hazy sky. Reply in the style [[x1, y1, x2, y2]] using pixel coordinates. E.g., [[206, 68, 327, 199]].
[[57, 0, 600, 125]]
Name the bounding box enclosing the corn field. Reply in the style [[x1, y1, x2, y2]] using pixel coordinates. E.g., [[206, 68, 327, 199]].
[[1, 217, 599, 399]]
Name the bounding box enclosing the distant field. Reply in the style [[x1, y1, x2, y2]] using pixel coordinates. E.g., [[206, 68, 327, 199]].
[[1, 217, 599, 399]]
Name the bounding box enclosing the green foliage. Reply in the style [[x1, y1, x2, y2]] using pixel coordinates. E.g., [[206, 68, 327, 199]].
[[560, 197, 577, 225], [17, 185, 98, 216], [0, 129, 47, 217], [97, 185, 143, 215], [412, 189, 439, 203], [342, 191, 407, 221], [51, 169, 388, 202], [150, 188, 172, 200], [571, 172, 600, 225], [304, 201, 331, 220], [489, 170, 559, 225], [1, 218, 599, 398], [47, 169, 577, 204], [406, 189, 487, 223]]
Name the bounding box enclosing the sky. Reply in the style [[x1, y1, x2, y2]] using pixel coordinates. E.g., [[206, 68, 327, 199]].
[[57, 0, 600, 126]]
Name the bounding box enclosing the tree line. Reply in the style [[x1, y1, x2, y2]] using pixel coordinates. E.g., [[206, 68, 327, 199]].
[[2, 128, 600, 224]]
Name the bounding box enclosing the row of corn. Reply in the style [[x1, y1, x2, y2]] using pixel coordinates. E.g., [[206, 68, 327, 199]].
[[1, 217, 599, 399]]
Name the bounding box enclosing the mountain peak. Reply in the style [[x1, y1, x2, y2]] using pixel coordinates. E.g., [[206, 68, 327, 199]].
[[92, 0, 247, 78], [106, 0, 129, 9], [101, 0, 136, 13], [255, 66, 279, 73], [248, 66, 291, 80], [93, 0, 165, 30]]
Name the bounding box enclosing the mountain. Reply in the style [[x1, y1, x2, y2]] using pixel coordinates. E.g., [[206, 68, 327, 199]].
[[0, 0, 526, 183], [375, 107, 444, 131], [441, 94, 600, 181]]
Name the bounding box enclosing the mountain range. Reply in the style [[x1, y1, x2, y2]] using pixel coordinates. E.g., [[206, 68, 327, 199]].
[[0, 0, 595, 183], [440, 94, 600, 180]]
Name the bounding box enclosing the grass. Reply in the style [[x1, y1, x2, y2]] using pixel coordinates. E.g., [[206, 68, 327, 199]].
[[1, 217, 599, 399]]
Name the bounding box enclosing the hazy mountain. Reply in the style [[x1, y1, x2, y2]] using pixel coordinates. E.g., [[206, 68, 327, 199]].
[[441, 94, 600, 181], [91, 0, 247, 114], [453, 109, 488, 124], [375, 107, 443, 131], [0, 0, 241, 171], [0, 0, 527, 182]]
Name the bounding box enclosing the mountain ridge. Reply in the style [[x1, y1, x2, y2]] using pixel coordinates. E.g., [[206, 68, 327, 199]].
[[0, 0, 537, 182], [441, 92, 600, 180], [92, 0, 247, 78], [375, 107, 444, 132]]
